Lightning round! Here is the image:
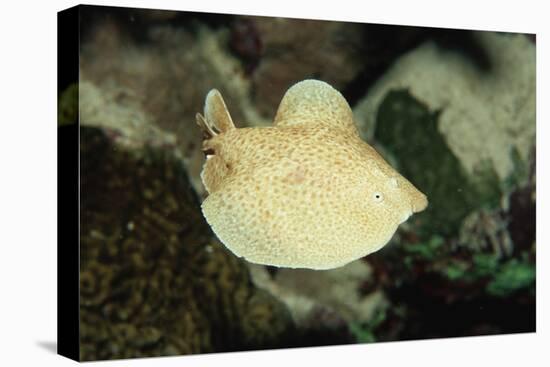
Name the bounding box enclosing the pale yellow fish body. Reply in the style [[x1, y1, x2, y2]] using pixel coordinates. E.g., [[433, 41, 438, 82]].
[[196, 80, 427, 270]]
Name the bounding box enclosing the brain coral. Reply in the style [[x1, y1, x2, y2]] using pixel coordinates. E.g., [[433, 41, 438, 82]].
[[79, 126, 294, 360]]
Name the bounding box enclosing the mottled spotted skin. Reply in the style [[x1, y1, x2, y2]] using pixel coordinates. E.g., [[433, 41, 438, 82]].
[[197, 80, 427, 270]]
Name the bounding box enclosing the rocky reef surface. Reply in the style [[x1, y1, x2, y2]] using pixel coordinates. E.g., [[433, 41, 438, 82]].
[[65, 6, 536, 358], [78, 126, 294, 360]]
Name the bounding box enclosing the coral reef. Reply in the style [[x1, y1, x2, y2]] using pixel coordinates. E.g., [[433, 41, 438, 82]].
[[249, 261, 385, 346], [359, 92, 535, 337], [249, 261, 382, 324], [245, 17, 366, 118], [75, 6, 536, 353], [79, 16, 251, 195], [78, 13, 428, 197], [355, 31, 535, 180], [244, 19, 428, 118], [79, 126, 294, 360], [349, 30, 536, 337], [374, 89, 501, 237]]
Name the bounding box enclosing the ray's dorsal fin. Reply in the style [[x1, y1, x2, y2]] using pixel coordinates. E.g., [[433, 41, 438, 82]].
[[203, 89, 236, 134], [273, 79, 357, 134]]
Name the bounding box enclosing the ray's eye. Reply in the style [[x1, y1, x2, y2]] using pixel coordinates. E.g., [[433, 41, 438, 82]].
[[373, 192, 384, 203]]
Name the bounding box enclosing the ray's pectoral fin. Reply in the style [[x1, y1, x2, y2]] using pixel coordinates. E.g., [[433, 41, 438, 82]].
[[196, 89, 236, 139], [273, 79, 358, 134]]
